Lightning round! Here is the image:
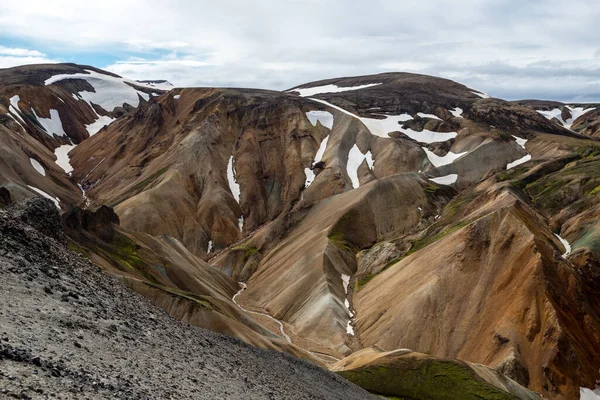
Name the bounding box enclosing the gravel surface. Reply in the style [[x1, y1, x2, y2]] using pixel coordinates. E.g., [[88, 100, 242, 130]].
[[0, 198, 373, 399]]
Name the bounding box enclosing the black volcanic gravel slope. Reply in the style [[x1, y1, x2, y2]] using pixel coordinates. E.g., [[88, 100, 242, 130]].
[[0, 198, 373, 400]]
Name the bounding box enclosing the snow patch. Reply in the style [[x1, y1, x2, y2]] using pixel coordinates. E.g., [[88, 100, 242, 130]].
[[8, 95, 26, 125], [341, 274, 354, 336], [537, 106, 596, 130], [565, 106, 596, 129], [238, 216, 244, 232], [581, 387, 600, 400], [314, 135, 329, 164], [417, 112, 441, 120], [207, 240, 213, 254], [86, 115, 116, 136], [54, 144, 77, 174], [429, 174, 458, 185], [306, 110, 333, 129], [449, 107, 464, 118], [554, 233, 572, 258], [304, 168, 315, 187], [291, 83, 382, 97], [27, 185, 60, 209], [45, 69, 153, 111], [422, 147, 467, 168], [29, 158, 45, 176], [32, 109, 66, 137], [310, 98, 457, 144], [173, 94, 181, 100], [506, 154, 532, 170], [305, 134, 331, 188], [227, 156, 241, 202], [470, 90, 491, 99], [512, 135, 527, 149], [346, 144, 373, 189]]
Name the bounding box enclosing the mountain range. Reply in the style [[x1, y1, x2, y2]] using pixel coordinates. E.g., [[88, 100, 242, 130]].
[[1, 63, 600, 399]]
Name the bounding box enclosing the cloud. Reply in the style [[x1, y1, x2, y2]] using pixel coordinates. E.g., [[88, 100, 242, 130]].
[[0, 46, 45, 57], [1, 0, 600, 100], [0, 46, 58, 69]]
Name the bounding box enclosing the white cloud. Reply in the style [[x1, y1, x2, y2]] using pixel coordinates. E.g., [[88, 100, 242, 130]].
[[0, 46, 45, 57], [1, 0, 600, 100]]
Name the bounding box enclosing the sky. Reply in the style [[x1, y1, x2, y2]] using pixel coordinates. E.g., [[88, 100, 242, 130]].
[[1, 0, 600, 102]]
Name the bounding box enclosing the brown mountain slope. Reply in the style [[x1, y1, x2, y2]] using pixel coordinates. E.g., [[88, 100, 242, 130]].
[[4, 67, 600, 398]]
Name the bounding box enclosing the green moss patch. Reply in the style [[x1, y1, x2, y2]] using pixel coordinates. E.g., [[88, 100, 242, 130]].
[[337, 358, 518, 400]]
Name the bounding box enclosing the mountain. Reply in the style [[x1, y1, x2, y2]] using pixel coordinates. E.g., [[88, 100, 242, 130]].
[[2, 64, 600, 399]]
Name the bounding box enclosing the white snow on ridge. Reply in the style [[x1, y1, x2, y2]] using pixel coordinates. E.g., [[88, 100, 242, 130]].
[[417, 112, 441, 120], [54, 144, 77, 174], [137, 80, 174, 91], [27, 185, 60, 209], [29, 158, 45, 176], [470, 90, 491, 99], [227, 156, 241, 202], [291, 83, 382, 97], [45, 69, 150, 111], [347, 144, 373, 189], [86, 115, 116, 136], [422, 147, 467, 168], [309, 98, 458, 144], [429, 174, 458, 185], [580, 387, 600, 400], [449, 107, 464, 118], [306, 110, 334, 129], [554, 233, 572, 258], [173, 95, 181, 100], [507, 154, 532, 170], [32, 109, 66, 137]]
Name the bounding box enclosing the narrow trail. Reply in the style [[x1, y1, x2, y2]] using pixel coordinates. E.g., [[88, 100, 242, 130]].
[[232, 283, 291, 343]]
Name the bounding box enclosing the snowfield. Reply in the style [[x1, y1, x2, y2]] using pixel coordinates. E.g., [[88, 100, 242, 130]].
[[417, 112, 441, 120], [512, 135, 527, 149], [29, 158, 45, 176], [309, 98, 457, 144], [227, 156, 241, 202], [346, 144, 373, 189], [32, 109, 66, 137], [54, 144, 77, 174], [422, 147, 467, 167], [554, 233, 572, 258], [306, 110, 334, 129], [27, 185, 60, 209], [291, 83, 382, 97], [581, 387, 600, 400], [86, 115, 116, 136], [449, 107, 464, 118], [537, 106, 596, 130], [507, 154, 532, 170], [45, 69, 152, 111], [429, 174, 458, 185], [341, 274, 354, 336], [470, 89, 491, 99]]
